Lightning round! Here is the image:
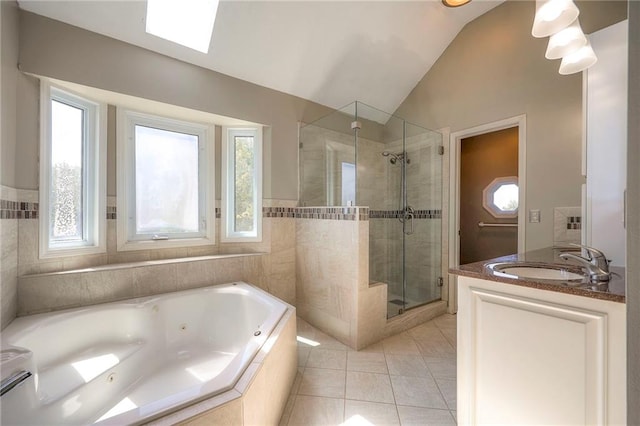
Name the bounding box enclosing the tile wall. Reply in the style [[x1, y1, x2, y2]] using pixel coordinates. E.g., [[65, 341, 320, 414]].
[[1, 186, 20, 328], [299, 123, 445, 312], [8, 192, 297, 316], [16, 194, 293, 276], [553, 206, 582, 246], [295, 207, 388, 350]]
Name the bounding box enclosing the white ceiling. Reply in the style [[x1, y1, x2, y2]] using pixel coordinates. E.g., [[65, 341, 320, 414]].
[[18, 0, 503, 115]]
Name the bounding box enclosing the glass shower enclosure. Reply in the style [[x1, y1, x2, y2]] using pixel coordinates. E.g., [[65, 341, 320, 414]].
[[299, 101, 443, 318]]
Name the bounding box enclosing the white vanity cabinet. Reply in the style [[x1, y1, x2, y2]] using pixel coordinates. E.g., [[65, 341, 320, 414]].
[[457, 276, 626, 425]]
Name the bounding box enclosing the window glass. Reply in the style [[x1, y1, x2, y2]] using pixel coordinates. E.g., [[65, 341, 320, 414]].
[[341, 162, 355, 206], [134, 125, 200, 234], [50, 100, 85, 242], [492, 183, 519, 212], [222, 127, 262, 242], [233, 135, 255, 233]]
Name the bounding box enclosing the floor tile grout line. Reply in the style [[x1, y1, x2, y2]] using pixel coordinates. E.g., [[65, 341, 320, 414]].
[[291, 315, 458, 425], [433, 374, 454, 412], [382, 349, 403, 425]]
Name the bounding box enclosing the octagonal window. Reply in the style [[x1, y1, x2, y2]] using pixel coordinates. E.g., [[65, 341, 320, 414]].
[[483, 176, 518, 218]]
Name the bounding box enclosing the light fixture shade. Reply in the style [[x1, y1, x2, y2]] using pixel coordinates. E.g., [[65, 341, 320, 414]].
[[532, 0, 580, 38], [545, 18, 587, 59], [442, 0, 471, 7], [559, 39, 598, 75]]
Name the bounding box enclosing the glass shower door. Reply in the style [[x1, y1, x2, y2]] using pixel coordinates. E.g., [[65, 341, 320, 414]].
[[402, 122, 443, 311], [301, 101, 444, 319]]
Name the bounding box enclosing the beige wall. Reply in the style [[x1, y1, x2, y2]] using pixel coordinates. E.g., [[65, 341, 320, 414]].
[[17, 10, 333, 200], [1, 1, 18, 188], [627, 2, 639, 421], [394, 0, 625, 251]]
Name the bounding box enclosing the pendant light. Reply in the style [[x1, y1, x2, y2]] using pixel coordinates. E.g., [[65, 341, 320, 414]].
[[545, 18, 587, 59], [442, 0, 471, 7], [532, 0, 580, 38], [559, 39, 598, 75]]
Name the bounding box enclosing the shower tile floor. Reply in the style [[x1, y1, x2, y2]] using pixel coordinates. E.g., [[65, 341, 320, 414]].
[[279, 314, 457, 426], [386, 294, 428, 318]]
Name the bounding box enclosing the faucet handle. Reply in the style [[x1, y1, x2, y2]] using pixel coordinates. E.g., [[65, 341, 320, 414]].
[[569, 244, 609, 270]]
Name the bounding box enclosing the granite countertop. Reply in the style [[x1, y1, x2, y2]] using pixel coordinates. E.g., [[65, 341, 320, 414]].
[[449, 247, 625, 303]]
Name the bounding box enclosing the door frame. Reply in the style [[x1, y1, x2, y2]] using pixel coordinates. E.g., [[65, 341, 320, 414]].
[[447, 115, 527, 312]]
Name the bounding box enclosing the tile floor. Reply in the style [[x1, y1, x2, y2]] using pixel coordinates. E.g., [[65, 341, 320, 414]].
[[279, 314, 457, 426]]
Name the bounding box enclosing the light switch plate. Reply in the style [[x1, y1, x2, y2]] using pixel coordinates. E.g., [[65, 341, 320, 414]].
[[529, 209, 541, 223]]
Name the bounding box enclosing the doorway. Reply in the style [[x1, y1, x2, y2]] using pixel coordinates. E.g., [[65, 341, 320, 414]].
[[460, 127, 518, 264], [447, 115, 526, 313]]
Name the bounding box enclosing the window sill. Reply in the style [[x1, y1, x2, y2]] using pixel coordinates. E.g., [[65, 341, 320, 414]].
[[40, 245, 106, 260], [220, 235, 263, 243], [116, 237, 214, 252], [22, 252, 266, 278]]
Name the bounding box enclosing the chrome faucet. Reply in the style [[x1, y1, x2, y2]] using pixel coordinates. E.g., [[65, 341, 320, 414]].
[[0, 370, 32, 397], [559, 244, 610, 282]]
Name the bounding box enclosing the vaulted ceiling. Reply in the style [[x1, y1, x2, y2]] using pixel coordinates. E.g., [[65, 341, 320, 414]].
[[18, 0, 504, 114]]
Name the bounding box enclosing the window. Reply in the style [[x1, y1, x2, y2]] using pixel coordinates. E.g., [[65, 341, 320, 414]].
[[483, 176, 519, 218], [117, 109, 215, 250], [221, 127, 262, 242], [40, 83, 106, 258], [341, 162, 355, 206]]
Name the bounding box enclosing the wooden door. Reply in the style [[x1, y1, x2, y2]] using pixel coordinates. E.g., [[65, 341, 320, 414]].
[[460, 127, 518, 264]]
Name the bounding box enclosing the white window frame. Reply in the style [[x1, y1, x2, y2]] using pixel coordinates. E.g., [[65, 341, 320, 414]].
[[221, 127, 263, 242], [39, 82, 107, 258], [482, 176, 519, 219], [116, 109, 215, 251]]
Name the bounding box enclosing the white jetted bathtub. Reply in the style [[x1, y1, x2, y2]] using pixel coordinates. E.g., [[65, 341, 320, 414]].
[[0, 282, 290, 425]]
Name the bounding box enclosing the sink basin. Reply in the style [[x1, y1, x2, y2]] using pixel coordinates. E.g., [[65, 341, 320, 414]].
[[486, 262, 586, 282]]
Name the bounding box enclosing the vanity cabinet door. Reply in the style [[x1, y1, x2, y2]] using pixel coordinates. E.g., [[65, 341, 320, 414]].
[[457, 276, 626, 425]]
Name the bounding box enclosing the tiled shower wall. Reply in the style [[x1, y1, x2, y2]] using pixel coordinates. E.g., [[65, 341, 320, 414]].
[[299, 125, 383, 207], [299, 124, 444, 312], [295, 207, 388, 350], [365, 133, 443, 305]]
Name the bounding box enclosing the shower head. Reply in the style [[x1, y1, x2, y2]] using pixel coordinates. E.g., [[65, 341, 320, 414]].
[[382, 151, 399, 162], [381, 151, 408, 165]]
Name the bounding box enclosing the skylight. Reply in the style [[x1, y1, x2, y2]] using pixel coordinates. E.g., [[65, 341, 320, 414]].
[[145, 0, 219, 53]]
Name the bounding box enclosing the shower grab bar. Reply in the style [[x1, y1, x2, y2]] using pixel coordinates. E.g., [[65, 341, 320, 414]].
[[1, 370, 32, 397], [478, 222, 518, 228]]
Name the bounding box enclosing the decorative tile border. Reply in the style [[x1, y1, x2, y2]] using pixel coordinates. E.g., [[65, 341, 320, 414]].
[[107, 206, 117, 220], [0, 200, 39, 219], [1, 197, 374, 222], [294, 207, 368, 221], [369, 209, 442, 219], [553, 206, 581, 246], [263, 207, 296, 218], [566, 216, 581, 230]]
